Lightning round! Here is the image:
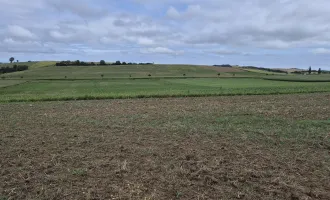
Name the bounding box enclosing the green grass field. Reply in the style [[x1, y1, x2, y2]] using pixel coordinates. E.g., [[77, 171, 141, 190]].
[[1, 78, 330, 102], [0, 80, 26, 88], [264, 75, 330, 82], [1, 63, 330, 102], [0, 64, 261, 79]]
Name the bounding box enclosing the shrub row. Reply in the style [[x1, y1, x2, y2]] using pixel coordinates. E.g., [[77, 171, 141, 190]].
[[56, 60, 154, 66], [0, 65, 29, 74]]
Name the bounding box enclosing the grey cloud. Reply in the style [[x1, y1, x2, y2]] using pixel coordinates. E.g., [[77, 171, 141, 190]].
[[47, 0, 108, 19], [167, 0, 330, 48], [206, 49, 247, 56], [1, 0, 330, 69], [140, 47, 184, 55]]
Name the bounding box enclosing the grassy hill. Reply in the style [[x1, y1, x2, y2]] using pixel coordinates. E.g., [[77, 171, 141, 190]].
[[0, 61, 56, 70], [1, 62, 330, 102], [1, 64, 261, 79]]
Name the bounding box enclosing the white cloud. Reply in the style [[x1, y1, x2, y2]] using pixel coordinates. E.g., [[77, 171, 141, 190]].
[[167, 6, 180, 18], [186, 5, 201, 16], [49, 30, 73, 40], [137, 38, 155, 46], [206, 49, 249, 56], [8, 25, 36, 40], [140, 47, 184, 55], [0, 38, 55, 53], [311, 48, 330, 55], [1, 0, 330, 68]]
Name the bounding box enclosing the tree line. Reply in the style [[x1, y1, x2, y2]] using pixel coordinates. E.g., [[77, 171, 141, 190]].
[[0, 64, 29, 74], [292, 67, 326, 74], [56, 60, 154, 66]]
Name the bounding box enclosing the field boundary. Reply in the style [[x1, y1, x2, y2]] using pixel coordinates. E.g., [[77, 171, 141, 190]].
[[1, 90, 330, 103], [1, 76, 262, 81], [240, 68, 287, 75], [0, 80, 30, 89], [263, 77, 330, 82]]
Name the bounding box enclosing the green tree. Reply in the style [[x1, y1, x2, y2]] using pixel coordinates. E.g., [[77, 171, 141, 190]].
[[308, 66, 312, 74], [115, 61, 121, 65], [100, 60, 106, 65], [9, 57, 14, 63], [318, 68, 322, 74]]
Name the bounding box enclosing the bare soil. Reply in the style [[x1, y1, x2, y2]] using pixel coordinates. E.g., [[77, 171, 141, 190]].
[[0, 93, 329, 199]]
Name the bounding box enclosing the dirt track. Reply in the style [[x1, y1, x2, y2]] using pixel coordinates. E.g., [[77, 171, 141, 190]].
[[1, 94, 330, 199]]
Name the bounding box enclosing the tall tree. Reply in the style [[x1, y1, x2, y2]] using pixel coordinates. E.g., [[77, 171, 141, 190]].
[[318, 68, 322, 74], [9, 57, 14, 63], [308, 66, 312, 74]]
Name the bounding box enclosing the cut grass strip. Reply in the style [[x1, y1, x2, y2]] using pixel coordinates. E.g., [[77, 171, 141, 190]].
[[1, 89, 330, 103]]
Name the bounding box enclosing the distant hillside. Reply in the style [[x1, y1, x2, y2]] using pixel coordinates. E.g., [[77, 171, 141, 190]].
[[0, 61, 56, 70]]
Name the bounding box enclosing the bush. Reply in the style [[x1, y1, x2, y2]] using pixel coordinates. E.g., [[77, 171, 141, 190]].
[[213, 64, 232, 67], [0, 65, 28, 74], [55, 60, 155, 67]]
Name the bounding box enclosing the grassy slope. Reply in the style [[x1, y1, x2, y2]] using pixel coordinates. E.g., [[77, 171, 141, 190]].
[[240, 68, 287, 75], [1, 64, 330, 102], [264, 74, 330, 82], [0, 80, 26, 88], [0, 61, 56, 69], [1, 78, 330, 102], [1, 65, 259, 79]]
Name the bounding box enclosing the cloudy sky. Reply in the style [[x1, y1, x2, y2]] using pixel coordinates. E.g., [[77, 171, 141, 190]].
[[1, 0, 330, 69]]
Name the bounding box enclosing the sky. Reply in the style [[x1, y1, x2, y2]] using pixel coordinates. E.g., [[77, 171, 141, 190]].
[[1, 0, 330, 69]]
